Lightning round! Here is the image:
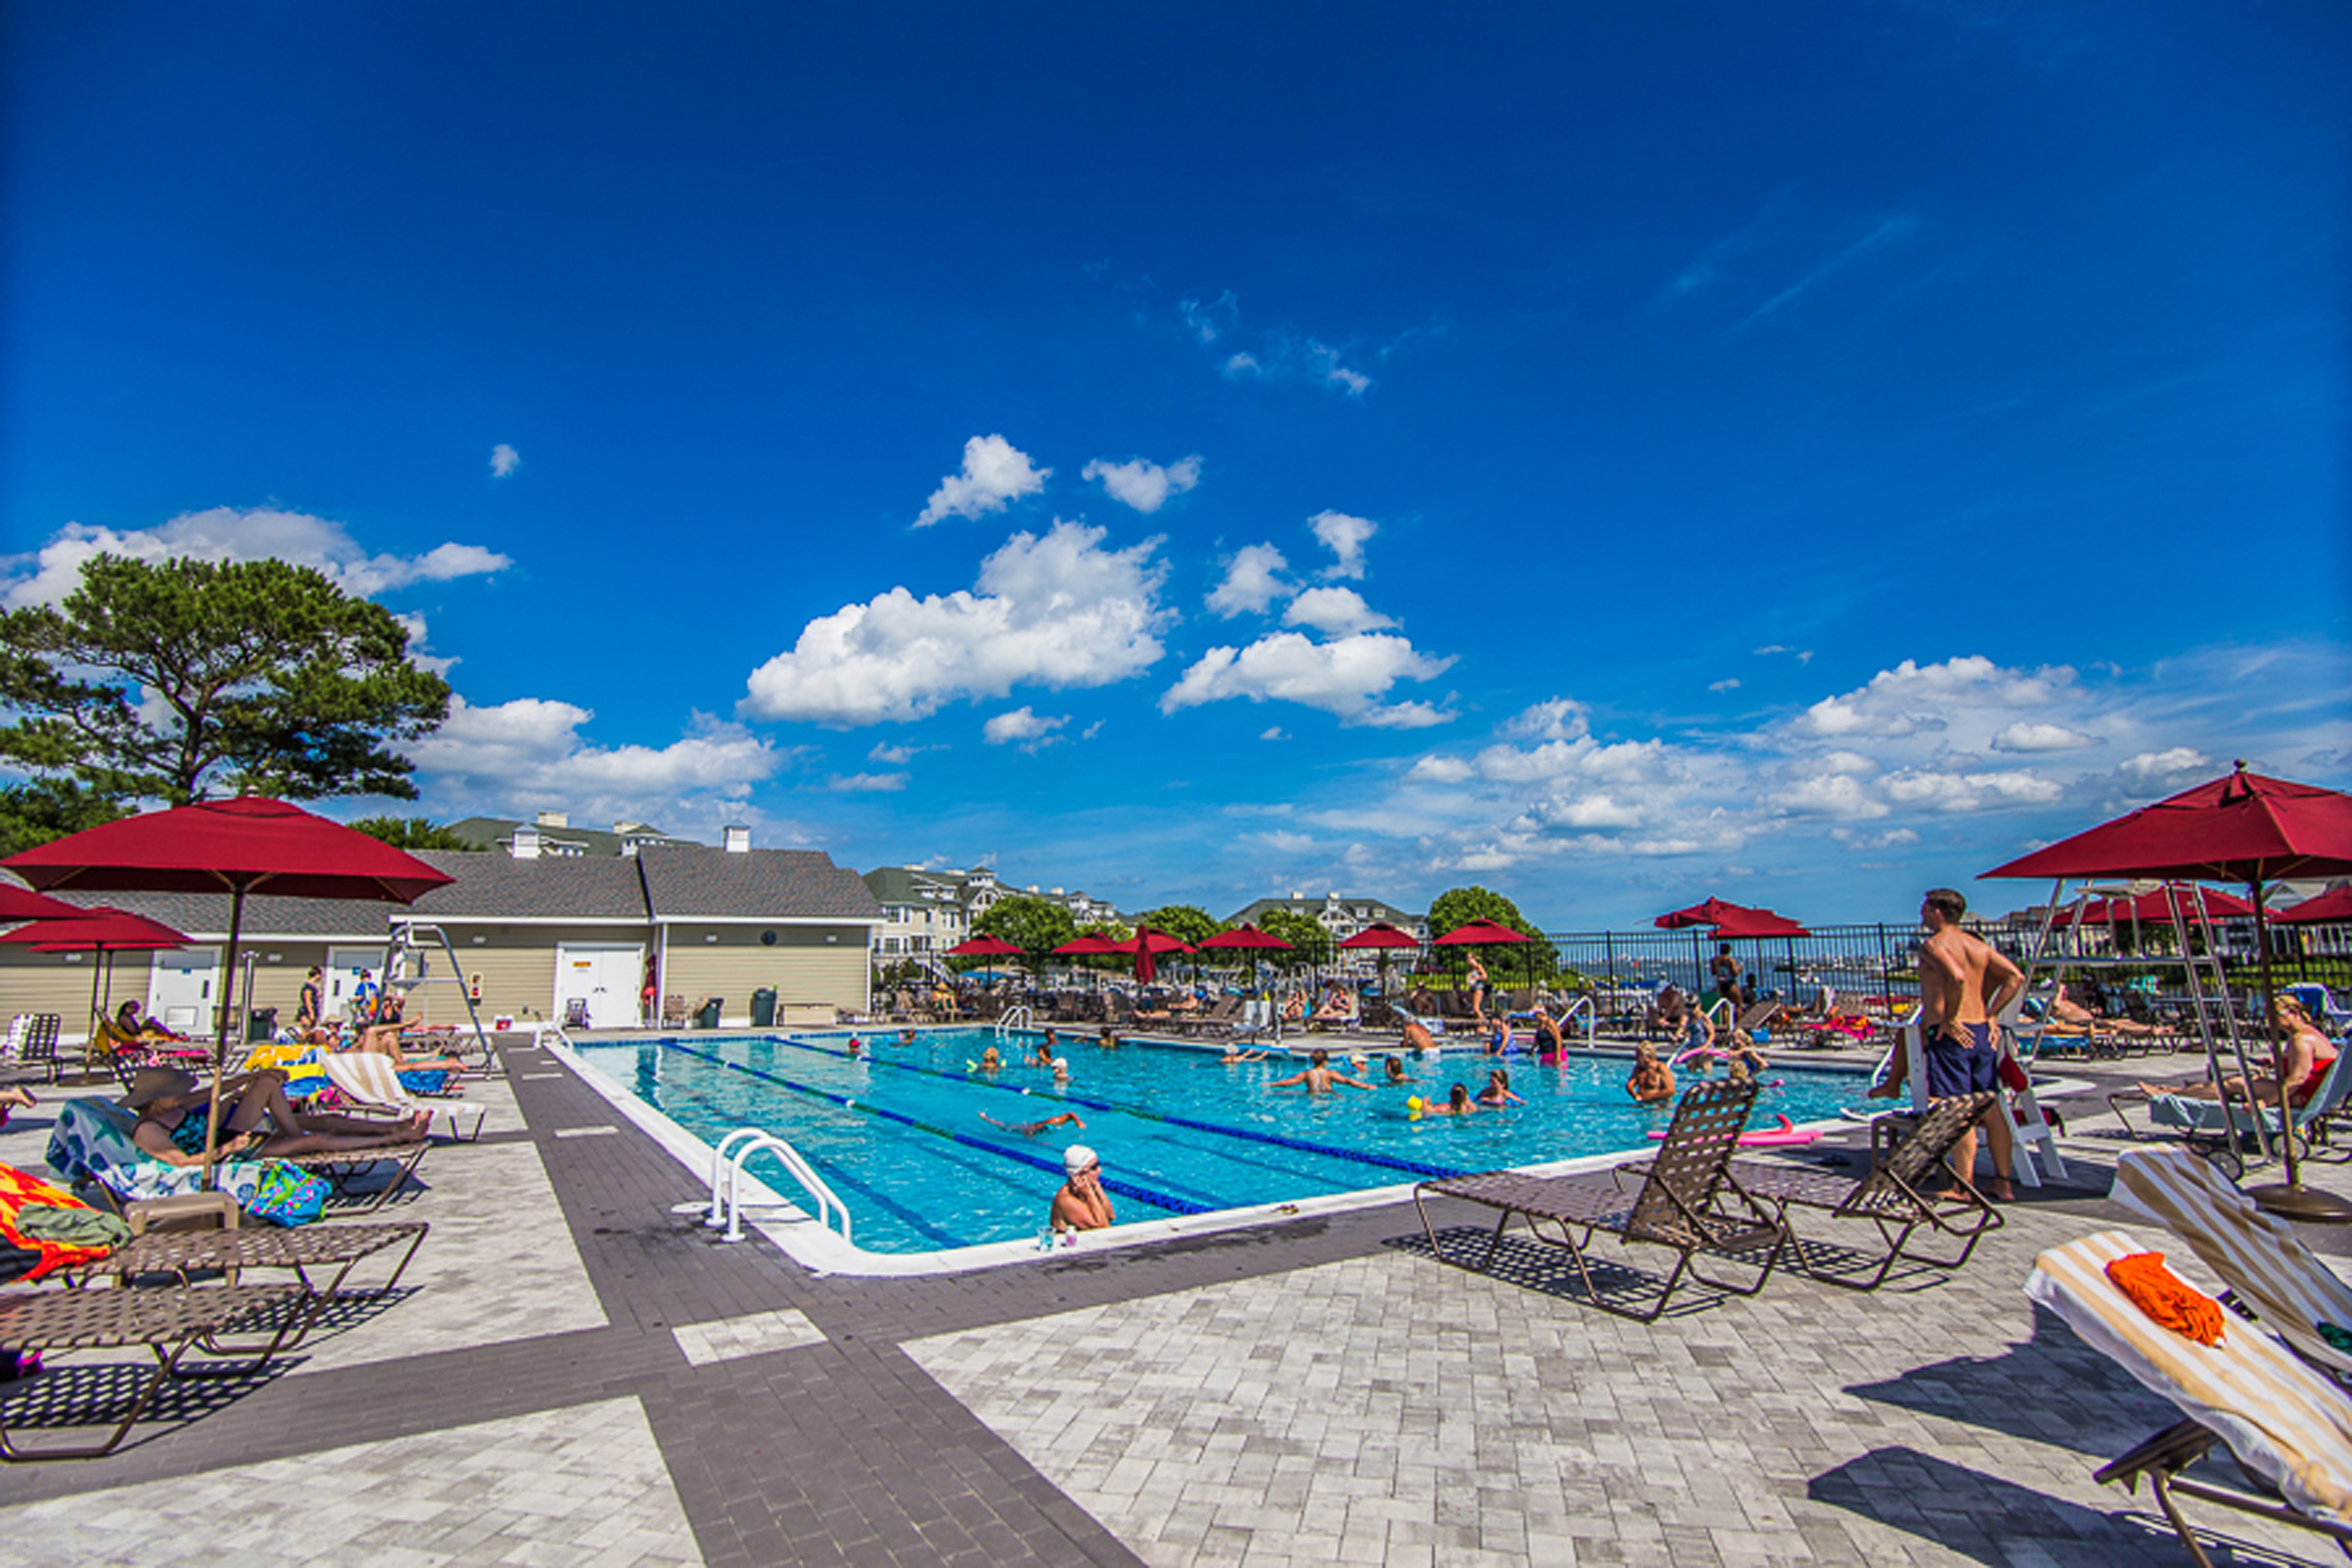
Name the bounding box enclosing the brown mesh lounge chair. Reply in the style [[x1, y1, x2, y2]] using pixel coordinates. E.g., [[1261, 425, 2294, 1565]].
[[1723, 1091, 2003, 1290], [1411, 1080, 1788, 1320], [0, 1281, 305, 1460], [73, 1220, 430, 1352]]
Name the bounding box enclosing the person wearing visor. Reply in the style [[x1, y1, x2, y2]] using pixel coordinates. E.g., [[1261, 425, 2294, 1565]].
[[1051, 1144, 1115, 1233]]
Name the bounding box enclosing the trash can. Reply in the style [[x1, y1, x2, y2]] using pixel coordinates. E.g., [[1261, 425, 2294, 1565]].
[[694, 998, 723, 1030], [246, 1006, 278, 1043], [750, 987, 777, 1028]]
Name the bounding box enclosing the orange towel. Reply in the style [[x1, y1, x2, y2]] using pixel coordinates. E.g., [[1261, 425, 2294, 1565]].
[[2105, 1250, 2225, 1348]]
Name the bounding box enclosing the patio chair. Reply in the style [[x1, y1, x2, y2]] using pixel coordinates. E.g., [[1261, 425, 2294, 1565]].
[[0, 1280, 307, 1460], [2111, 1146, 2352, 1380], [2288, 984, 2351, 1034], [49, 1097, 428, 1218], [1719, 1091, 2002, 1290], [74, 1219, 430, 1354], [662, 993, 689, 1029], [1732, 1000, 1783, 1039], [1411, 1080, 1787, 1320], [320, 1053, 486, 1142], [2121, 1047, 2352, 1176], [2028, 1228, 2352, 1568], [14, 1015, 64, 1085]]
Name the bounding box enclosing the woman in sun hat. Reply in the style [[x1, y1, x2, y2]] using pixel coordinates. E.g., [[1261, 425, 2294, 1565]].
[[1050, 1144, 1114, 1233]]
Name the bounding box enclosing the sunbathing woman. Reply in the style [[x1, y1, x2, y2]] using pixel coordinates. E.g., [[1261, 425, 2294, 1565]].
[[1476, 1067, 1525, 1107], [124, 1066, 425, 1165], [2139, 994, 2334, 1108]]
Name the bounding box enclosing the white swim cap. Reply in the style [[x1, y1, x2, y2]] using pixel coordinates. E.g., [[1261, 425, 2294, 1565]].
[[1064, 1144, 1097, 1174]]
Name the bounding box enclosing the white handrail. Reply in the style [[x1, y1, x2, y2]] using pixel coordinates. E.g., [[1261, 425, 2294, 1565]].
[[1557, 994, 1595, 1043], [704, 1128, 768, 1226], [717, 1129, 853, 1245], [996, 1005, 1032, 1036]]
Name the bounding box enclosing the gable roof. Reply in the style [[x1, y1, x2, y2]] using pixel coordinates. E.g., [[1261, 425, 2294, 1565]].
[[640, 847, 883, 922], [444, 815, 701, 858], [406, 851, 652, 921]]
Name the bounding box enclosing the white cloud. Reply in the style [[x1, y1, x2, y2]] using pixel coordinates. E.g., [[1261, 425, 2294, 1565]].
[[1791, 656, 2075, 739], [983, 707, 1068, 749], [1308, 511, 1378, 579], [913, 435, 1050, 528], [2, 507, 513, 610], [1179, 293, 1236, 345], [868, 742, 921, 765], [391, 612, 459, 676], [1501, 699, 1592, 744], [1881, 768, 2064, 812], [1205, 544, 1292, 617], [410, 697, 783, 826], [1405, 756, 1476, 784], [1709, 678, 1740, 693], [1259, 727, 1289, 742], [1282, 587, 1394, 636], [1754, 645, 1788, 656], [1222, 352, 1263, 378], [1160, 631, 1454, 728], [1083, 455, 1201, 514], [741, 520, 1170, 725], [1306, 341, 1373, 396], [489, 444, 521, 479], [2122, 747, 2210, 781], [827, 772, 908, 793], [1772, 772, 1889, 820], [1992, 721, 2103, 754]]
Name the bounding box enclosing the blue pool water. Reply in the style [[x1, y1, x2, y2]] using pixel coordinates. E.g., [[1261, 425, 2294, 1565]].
[[571, 1028, 1873, 1253]]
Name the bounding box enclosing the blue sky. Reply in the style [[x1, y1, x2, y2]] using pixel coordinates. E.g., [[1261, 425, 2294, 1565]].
[[4, 2, 2346, 927]]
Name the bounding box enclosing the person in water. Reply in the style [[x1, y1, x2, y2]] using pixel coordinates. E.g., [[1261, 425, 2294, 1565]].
[[1051, 1145, 1115, 1233], [977, 1045, 1003, 1072], [1383, 1054, 1413, 1085], [1476, 1067, 1525, 1107], [1402, 1017, 1439, 1054], [1221, 1046, 1270, 1063], [1032, 1034, 1058, 1068], [980, 1109, 1087, 1137], [1418, 1083, 1476, 1117], [1268, 1048, 1374, 1093], [1627, 1043, 1676, 1104]]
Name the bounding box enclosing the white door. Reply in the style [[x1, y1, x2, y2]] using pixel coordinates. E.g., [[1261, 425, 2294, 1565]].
[[556, 945, 642, 1030], [148, 950, 220, 1035], [326, 947, 386, 1018]]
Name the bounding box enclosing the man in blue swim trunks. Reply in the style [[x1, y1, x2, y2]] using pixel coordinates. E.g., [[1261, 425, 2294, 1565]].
[[1917, 887, 2026, 1200]]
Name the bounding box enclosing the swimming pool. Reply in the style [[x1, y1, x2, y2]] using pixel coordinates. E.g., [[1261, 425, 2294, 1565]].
[[568, 1028, 1874, 1256]]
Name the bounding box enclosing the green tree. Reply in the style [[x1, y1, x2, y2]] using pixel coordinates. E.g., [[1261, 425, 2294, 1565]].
[[1427, 885, 1559, 978], [974, 895, 1077, 973], [0, 554, 452, 814], [1258, 906, 1333, 967], [348, 814, 473, 851], [0, 777, 125, 858], [1134, 904, 1218, 949]]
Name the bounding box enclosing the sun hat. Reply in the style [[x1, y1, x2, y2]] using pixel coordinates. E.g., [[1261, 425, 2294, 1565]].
[[1063, 1144, 1098, 1175], [122, 1066, 199, 1109]]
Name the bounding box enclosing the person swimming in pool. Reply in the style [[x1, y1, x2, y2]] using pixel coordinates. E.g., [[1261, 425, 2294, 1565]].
[[1476, 1067, 1525, 1107], [1050, 1145, 1115, 1233], [1220, 1046, 1270, 1063], [847, 1036, 866, 1057], [1268, 1048, 1374, 1094], [1402, 1017, 1438, 1054], [977, 1045, 1003, 1072], [898, 1029, 916, 1048], [1032, 1033, 1058, 1068], [1418, 1083, 1476, 1117], [1627, 1043, 1676, 1104], [1383, 1054, 1413, 1085], [980, 1109, 1087, 1138]]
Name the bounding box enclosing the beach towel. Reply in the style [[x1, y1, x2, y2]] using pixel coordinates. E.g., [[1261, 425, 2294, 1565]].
[[0, 1162, 123, 1283]]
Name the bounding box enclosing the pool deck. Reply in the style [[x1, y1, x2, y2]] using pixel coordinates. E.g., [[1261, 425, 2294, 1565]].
[[0, 1032, 2342, 1566]]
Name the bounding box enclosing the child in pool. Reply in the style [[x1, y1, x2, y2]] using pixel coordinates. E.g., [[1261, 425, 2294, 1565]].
[[977, 1045, 1003, 1072], [1418, 1083, 1476, 1117], [1476, 1067, 1525, 1107], [1383, 1055, 1413, 1086]]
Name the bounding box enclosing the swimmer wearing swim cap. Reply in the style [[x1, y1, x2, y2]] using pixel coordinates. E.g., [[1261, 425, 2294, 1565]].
[[1051, 1145, 1114, 1232]]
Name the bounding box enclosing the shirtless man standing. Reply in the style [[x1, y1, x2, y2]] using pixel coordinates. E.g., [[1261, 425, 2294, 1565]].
[[1267, 1048, 1375, 1093], [1916, 887, 2026, 1200]]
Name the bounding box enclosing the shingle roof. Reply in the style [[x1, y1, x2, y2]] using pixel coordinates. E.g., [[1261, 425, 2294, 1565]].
[[444, 816, 699, 858], [642, 848, 882, 921], [405, 851, 652, 921], [22, 887, 391, 941]]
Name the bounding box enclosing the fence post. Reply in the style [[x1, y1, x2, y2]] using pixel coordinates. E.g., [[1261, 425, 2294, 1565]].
[[1876, 924, 1893, 1007]]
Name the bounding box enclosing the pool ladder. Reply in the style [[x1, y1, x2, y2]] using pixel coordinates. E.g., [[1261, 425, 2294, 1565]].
[[705, 1128, 854, 1246], [995, 1004, 1032, 1035]]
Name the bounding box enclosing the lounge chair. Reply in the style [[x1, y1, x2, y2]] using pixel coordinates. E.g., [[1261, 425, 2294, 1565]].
[[2111, 1146, 2352, 1380], [49, 1098, 428, 1218], [75, 1219, 430, 1354], [1731, 1000, 1783, 1039], [662, 993, 690, 1029], [1411, 1080, 1788, 1319], [0, 1280, 307, 1460], [1719, 1091, 2002, 1290], [2028, 1228, 2352, 1567], [12, 1014, 64, 1085], [2127, 1046, 2352, 1175], [321, 1053, 486, 1142]]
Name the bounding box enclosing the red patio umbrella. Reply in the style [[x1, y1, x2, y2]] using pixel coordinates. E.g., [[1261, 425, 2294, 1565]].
[[1051, 933, 1125, 956], [1433, 918, 1529, 947], [1112, 924, 1194, 986], [3, 796, 454, 1181], [0, 885, 86, 924], [0, 906, 191, 1039], [1654, 897, 1749, 930], [1984, 762, 2352, 1213], [2278, 887, 2352, 926], [1338, 920, 1420, 995], [944, 934, 1025, 957], [1198, 923, 1293, 952]]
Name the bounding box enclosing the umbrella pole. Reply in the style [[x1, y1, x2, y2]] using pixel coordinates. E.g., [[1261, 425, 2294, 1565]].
[[201, 881, 251, 1193]]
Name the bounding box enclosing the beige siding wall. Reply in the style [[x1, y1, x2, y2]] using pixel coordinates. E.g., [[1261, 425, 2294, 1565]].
[[0, 949, 122, 1040], [404, 925, 650, 1028], [662, 923, 870, 1024]]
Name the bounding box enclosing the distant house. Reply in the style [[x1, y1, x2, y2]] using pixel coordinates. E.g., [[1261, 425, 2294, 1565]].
[[1224, 891, 1428, 974], [861, 866, 1122, 964], [0, 829, 881, 1039], [445, 811, 702, 858]]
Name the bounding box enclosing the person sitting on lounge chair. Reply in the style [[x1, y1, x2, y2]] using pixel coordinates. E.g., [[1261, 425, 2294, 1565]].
[[348, 992, 467, 1079], [1628, 1043, 1676, 1104], [124, 1066, 425, 1165], [2139, 994, 2334, 1109], [1312, 987, 1357, 1026], [1644, 985, 1687, 1043], [2041, 982, 2164, 1039], [1280, 992, 1306, 1025], [113, 1001, 189, 1045]]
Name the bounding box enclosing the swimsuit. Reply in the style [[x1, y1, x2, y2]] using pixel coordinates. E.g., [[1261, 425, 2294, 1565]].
[[2292, 1050, 2338, 1108], [1922, 1021, 2001, 1098]]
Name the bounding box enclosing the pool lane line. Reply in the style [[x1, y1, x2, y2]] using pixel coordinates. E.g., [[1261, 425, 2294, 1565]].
[[691, 1032, 1474, 1185], [663, 1041, 1223, 1217]]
